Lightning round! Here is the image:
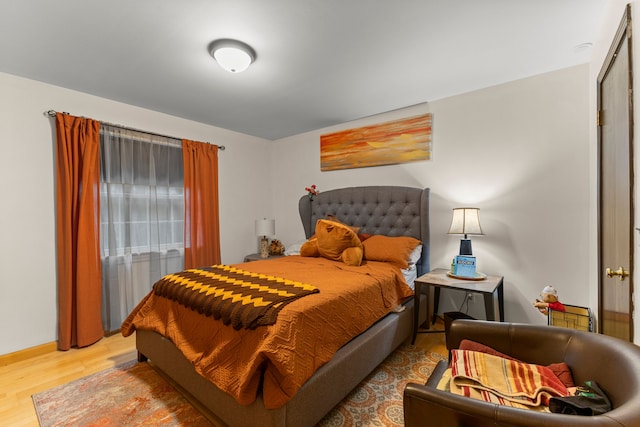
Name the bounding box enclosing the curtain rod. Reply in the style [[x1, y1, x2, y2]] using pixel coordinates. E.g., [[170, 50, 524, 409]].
[[46, 110, 225, 151]]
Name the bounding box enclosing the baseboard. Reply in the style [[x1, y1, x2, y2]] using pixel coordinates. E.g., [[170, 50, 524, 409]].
[[0, 341, 57, 367]]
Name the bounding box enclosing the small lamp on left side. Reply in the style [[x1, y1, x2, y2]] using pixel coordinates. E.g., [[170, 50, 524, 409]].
[[255, 219, 275, 258]]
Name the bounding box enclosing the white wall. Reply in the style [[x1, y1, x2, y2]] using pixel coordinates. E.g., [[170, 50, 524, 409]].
[[271, 65, 591, 326], [0, 72, 271, 355]]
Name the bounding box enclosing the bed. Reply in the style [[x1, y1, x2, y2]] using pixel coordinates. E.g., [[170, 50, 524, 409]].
[[122, 185, 430, 426]]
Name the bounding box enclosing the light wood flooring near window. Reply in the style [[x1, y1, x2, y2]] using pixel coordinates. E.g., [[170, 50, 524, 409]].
[[1, 325, 447, 426]]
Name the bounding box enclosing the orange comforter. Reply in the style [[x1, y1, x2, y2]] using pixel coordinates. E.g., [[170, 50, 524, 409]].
[[121, 255, 413, 409]]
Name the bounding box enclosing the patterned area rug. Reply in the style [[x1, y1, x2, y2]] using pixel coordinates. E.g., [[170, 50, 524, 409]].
[[317, 345, 446, 426], [32, 360, 213, 426], [32, 345, 445, 426]]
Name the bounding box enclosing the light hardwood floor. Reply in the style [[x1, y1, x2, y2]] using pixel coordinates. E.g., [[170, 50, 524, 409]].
[[0, 333, 138, 426], [1, 324, 446, 426]]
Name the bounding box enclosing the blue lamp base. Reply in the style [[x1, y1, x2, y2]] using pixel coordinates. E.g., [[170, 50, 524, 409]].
[[459, 239, 472, 256]]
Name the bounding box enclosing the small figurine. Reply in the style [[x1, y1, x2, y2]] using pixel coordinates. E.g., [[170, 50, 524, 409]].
[[269, 239, 285, 256], [533, 285, 566, 316]]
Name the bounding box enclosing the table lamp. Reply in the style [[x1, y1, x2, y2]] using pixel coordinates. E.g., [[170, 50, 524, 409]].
[[448, 207, 483, 255], [255, 218, 275, 258]]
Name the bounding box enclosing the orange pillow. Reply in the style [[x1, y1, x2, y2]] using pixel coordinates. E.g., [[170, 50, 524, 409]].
[[362, 235, 420, 269], [358, 233, 372, 242]]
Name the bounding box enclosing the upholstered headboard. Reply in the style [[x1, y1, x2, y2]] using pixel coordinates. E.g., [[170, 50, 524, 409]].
[[298, 186, 430, 275]]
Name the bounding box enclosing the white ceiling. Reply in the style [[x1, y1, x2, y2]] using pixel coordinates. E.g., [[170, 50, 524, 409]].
[[0, 0, 606, 140]]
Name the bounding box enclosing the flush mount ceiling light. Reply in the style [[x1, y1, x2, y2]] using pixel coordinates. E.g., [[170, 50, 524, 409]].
[[209, 39, 256, 73]]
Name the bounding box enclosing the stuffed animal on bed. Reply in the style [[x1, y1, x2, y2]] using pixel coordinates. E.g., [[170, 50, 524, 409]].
[[300, 219, 363, 266], [533, 285, 566, 315]]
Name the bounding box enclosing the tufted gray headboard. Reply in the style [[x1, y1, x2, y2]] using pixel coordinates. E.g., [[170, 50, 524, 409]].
[[298, 186, 430, 275]]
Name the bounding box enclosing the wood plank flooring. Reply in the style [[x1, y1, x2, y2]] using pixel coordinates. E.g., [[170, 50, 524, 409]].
[[0, 323, 446, 426], [0, 334, 138, 426]]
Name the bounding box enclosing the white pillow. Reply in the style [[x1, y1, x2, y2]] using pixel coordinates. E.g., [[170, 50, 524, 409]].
[[402, 263, 418, 290], [284, 241, 305, 256], [402, 244, 422, 289], [407, 244, 422, 266]]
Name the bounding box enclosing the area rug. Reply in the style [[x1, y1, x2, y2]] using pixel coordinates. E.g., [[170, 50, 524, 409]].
[[32, 360, 212, 426], [33, 345, 445, 426], [317, 345, 446, 426]]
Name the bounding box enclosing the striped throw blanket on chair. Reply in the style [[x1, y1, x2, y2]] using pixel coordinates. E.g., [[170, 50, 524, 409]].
[[445, 349, 568, 410]]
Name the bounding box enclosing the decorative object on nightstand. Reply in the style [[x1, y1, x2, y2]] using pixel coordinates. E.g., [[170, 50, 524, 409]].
[[255, 218, 275, 258], [269, 239, 285, 256], [450, 255, 478, 278]]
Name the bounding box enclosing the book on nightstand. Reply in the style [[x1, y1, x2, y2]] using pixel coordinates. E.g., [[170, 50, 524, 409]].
[[454, 255, 476, 278]]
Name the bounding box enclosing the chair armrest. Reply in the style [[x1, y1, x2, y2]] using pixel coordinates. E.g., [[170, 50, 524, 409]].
[[447, 319, 513, 350], [425, 360, 448, 387], [405, 359, 498, 426], [447, 320, 573, 365], [403, 381, 621, 427], [404, 382, 500, 427]]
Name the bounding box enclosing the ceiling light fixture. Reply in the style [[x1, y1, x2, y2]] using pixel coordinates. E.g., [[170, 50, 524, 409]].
[[209, 39, 256, 73]]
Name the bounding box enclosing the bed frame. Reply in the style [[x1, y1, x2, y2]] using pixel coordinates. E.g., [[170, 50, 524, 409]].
[[136, 186, 430, 427]]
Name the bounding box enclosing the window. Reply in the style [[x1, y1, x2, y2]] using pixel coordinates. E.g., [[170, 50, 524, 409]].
[[99, 125, 185, 332]]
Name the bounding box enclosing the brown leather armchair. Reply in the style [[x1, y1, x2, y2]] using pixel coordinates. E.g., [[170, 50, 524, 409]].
[[404, 320, 640, 426]]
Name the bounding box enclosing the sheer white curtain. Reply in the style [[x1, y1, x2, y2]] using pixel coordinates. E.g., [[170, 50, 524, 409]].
[[100, 125, 184, 332]]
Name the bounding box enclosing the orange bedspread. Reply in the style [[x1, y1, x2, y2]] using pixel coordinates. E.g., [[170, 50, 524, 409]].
[[121, 256, 413, 409]]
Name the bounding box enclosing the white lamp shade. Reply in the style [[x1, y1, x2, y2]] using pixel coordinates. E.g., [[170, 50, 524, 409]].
[[255, 219, 275, 237], [448, 208, 483, 236]]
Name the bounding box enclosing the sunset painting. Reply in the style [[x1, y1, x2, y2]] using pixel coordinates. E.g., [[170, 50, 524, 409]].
[[320, 113, 432, 171]]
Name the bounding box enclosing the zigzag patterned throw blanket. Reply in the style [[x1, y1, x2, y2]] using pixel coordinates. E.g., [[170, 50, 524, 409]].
[[153, 265, 319, 330]]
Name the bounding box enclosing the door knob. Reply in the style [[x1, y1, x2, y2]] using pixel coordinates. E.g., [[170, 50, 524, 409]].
[[606, 266, 629, 281]]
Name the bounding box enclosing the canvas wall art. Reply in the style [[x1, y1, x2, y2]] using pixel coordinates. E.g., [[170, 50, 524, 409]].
[[320, 113, 432, 171]]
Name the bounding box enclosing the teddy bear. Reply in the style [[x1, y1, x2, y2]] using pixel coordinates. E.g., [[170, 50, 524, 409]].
[[299, 218, 363, 266], [533, 285, 566, 316]]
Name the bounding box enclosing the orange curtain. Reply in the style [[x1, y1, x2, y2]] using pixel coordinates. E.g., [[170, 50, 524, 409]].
[[55, 113, 104, 350], [183, 139, 221, 268]]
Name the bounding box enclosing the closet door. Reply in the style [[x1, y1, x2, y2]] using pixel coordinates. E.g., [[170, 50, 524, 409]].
[[598, 4, 633, 341]]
